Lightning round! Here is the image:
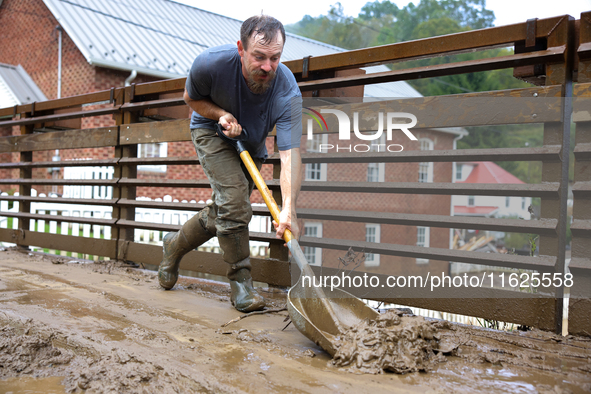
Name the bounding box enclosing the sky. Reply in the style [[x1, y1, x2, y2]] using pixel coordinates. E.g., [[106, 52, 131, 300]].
[[174, 0, 590, 27]]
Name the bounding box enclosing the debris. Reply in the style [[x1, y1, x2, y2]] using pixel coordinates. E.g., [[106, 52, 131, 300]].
[[221, 307, 287, 328]]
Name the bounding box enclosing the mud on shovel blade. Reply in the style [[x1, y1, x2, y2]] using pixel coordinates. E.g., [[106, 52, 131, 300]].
[[215, 124, 378, 356]]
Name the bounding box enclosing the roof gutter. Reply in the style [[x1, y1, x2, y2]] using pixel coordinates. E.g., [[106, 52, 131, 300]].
[[89, 58, 183, 80], [124, 69, 137, 86]]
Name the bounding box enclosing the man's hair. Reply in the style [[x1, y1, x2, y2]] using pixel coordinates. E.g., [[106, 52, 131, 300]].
[[240, 15, 286, 50]]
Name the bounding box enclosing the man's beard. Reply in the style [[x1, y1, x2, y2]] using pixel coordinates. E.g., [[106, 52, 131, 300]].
[[246, 68, 276, 94]]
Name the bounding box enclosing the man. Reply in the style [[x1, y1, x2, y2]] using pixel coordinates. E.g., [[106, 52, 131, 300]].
[[158, 15, 302, 313]]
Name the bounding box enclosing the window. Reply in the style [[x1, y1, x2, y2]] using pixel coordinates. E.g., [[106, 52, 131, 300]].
[[305, 134, 327, 181], [303, 222, 322, 266], [456, 164, 463, 181], [364, 224, 380, 267], [367, 135, 386, 182], [506, 196, 510, 208], [468, 196, 475, 206], [138, 142, 168, 172], [416, 226, 430, 264], [418, 138, 433, 183], [367, 163, 380, 182], [522, 197, 526, 210]]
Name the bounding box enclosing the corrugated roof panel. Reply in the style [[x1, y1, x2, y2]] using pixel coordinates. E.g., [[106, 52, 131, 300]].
[[42, 0, 422, 97], [0, 63, 48, 105], [0, 77, 19, 108]]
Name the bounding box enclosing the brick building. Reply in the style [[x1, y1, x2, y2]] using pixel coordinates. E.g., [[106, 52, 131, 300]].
[[0, 0, 465, 274]]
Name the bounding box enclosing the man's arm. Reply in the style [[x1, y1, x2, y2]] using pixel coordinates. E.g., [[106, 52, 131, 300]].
[[183, 89, 242, 137], [273, 147, 302, 240]]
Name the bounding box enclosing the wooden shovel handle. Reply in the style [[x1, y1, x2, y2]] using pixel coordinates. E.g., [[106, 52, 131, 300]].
[[239, 150, 293, 244]]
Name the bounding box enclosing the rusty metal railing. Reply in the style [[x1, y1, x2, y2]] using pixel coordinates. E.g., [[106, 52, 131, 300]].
[[0, 14, 588, 335]]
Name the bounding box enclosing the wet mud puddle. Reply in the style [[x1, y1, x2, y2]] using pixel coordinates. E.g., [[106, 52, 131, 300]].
[[0, 376, 66, 394]]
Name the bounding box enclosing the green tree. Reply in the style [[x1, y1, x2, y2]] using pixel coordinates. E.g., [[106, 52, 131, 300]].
[[286, 3, 371, 49]]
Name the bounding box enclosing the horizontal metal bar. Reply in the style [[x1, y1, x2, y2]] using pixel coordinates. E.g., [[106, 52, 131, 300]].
[[118, 154, 281, 166], [297, 208, 558, 235], [0, 127, 118, 153], [569, 258, 591, 270], [120, 97, 185, 112], [131, 78, 186, 96], [117, 178, 279, 190], [573, 143, 591, 160], [0, 155, 278, 169], [0, 107, 120, 127], [114, 220, 277, 243], [299, 236, 556, 271], [0, 228, 118, 259], [0, 158, 119, 169], [115, 199, 272, 216], [284, 15, 567, 74], [117, 199, 207, 211], [300, 181, 559, 198], [120, 118, 191, 144], [0, 195, 117, 207], [0, 212, 117, 226], [117, 178, 215, 188], [570, 219, 591, 237], [297, 47, 565, 91], [0, 180, 559, 197], [0, 179, 118, 186], [305, 87, 562, 130], [302, 147, 561, 164], [0, 89, 118, 118], [573, 82, 591, 97], [119, 156, 200, 166], [572, 181, 591, 197], [578, 42, 591, 60]]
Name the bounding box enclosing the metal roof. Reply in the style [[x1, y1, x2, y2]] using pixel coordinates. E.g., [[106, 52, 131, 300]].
[[42, 0, 422, 98], [0, 63, 48, 108]]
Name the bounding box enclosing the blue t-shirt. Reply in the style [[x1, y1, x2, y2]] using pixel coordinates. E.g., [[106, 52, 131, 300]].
[[186, 44, 302, 160]]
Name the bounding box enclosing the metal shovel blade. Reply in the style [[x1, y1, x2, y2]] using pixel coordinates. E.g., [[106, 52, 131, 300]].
[[286, 264, 379, 357]]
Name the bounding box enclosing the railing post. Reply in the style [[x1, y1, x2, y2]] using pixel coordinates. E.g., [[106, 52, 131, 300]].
[[16, 116, 33, 250], [538, 16, 575, 334], [569, 12, 591, 336], [112, 86, 138, 262]]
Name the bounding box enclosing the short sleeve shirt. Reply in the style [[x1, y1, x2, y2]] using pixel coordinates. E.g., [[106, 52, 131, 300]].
[[186, 44, 302, 160]]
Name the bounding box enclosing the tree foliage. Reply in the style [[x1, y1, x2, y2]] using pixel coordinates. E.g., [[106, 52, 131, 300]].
[[286, 0, 561, 183], [286, 0, 528, 95]]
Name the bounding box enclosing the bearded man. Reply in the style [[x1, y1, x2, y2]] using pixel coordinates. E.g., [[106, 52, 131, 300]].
[[158, 15, 302, 312]]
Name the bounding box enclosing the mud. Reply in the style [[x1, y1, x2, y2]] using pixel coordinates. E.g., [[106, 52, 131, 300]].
[[1, 248, 591, 393], [332, 311, 441, 374]]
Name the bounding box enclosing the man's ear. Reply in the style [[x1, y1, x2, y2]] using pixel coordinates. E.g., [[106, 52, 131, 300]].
[[237, 40, 244, 57]]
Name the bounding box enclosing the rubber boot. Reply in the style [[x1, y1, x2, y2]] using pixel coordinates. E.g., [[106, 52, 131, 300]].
[[158, 212, 213, 290], [218, 231, 266, 312]]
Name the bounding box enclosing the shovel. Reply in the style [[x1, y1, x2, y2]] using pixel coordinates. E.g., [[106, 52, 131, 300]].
[[216, 125, 378, 356]]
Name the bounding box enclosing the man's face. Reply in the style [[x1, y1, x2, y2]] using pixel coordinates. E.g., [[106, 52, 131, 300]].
[[238, 31, 283, 94]]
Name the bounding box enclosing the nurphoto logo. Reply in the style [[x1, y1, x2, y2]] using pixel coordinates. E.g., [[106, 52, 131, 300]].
[[303, 107, 418, 153]]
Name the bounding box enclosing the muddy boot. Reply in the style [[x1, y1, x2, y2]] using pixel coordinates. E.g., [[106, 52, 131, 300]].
[[218, 231, 266, 312], [158, 212, 213, 290]]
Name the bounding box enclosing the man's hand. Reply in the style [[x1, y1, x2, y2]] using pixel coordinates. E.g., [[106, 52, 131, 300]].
[[273, 208, 299, 242], [183, 91, 242, 138], [219, 113, 242, 138]]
